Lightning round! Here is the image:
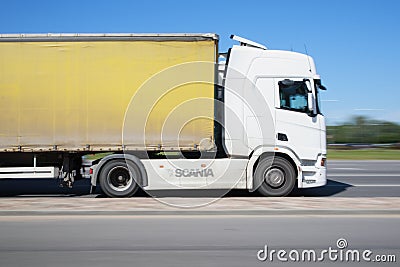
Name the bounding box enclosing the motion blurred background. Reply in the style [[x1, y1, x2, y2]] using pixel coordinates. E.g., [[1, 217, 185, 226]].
[[1, 0, 399, 159]]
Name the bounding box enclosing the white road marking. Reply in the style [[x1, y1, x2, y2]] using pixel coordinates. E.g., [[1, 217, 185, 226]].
[[327, 184, 400, 187], [329, 160, 400, 162], [329, 174, 400, 177], [330, 168, 364, 170]]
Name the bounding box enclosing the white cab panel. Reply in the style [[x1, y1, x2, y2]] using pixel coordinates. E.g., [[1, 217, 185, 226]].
[[275, 111, 322, 160], [224, 45, 320, 157], [142, 158, 248, 190]]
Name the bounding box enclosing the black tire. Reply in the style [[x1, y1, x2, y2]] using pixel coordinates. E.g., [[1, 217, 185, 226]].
[[99, 159, 140, 198], [255, 157, 296, 197]]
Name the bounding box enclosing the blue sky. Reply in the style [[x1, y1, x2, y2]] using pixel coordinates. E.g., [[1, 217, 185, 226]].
[[1, 0, 400, 125]]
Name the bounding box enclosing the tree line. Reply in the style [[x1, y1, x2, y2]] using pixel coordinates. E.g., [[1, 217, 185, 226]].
[[327, 116, 400, 144]]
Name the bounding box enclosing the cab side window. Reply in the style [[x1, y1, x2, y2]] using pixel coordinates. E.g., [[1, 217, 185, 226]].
[[278, 81, 309, 113]]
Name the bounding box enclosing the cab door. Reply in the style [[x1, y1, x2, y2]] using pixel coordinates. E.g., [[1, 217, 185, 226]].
[[274, 79, 322, 160]]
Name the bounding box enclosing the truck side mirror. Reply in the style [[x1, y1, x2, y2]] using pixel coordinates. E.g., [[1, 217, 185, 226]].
[[305, 80, 316, 116], [308, 92, 316, 116]]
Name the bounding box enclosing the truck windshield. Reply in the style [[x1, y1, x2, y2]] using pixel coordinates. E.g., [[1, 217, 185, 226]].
[[314, 79, 325, 115]]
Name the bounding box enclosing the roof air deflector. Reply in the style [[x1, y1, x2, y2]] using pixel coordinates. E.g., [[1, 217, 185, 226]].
[[230, 35, 267, 50]]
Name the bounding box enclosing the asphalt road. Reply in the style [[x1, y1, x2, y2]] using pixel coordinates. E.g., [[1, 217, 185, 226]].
[[0, 161, 399, 266], [0, 160, 399, 197], [0, 215, 398, 267]]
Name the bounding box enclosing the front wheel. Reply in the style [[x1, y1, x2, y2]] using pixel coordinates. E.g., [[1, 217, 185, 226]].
[[99, 160, 140, 198], [255, 157, 296, 197]]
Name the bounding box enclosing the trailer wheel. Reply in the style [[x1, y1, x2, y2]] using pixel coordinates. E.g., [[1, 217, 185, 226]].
[[255, 157, 295, 197], [99, 160, 140, 198]]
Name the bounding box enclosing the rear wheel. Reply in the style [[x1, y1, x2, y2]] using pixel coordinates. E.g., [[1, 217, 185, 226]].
[[255, 157, 296, 197], [99, 160, 140, 198]]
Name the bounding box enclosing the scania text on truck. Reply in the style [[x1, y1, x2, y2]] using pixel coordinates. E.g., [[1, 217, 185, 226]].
[[0, 33, 327, 197]]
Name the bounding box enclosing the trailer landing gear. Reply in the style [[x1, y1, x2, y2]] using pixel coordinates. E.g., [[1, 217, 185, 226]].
[[58, 154, 83, 188]]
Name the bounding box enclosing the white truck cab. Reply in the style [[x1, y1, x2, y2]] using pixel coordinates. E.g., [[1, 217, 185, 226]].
[[222, 35, 327, 193]]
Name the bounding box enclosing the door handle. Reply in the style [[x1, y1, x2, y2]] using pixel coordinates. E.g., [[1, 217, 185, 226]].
[[277, 133, 288, 141]]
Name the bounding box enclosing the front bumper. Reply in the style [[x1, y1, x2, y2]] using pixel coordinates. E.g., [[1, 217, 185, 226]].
[[298, 156, 327, 188]]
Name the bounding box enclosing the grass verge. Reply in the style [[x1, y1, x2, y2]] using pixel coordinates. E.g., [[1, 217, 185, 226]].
[[328, 149, 400, 160]]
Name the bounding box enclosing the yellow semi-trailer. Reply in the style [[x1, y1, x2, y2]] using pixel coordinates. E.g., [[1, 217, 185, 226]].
[[0, 34, 217, 189], [0, 34, 216, 152], [0, 34, 327, 197]]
